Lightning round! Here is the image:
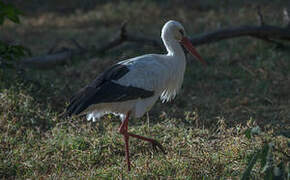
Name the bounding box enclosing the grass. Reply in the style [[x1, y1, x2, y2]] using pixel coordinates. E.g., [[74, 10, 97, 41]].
[[1, 0, 289, 179]]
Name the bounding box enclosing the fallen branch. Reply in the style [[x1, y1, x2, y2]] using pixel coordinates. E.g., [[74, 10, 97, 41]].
[[20, 23, 128, 68], [21, 23, 290, 69], [189, 25, 290, 46], [21, 50, 82, 68]]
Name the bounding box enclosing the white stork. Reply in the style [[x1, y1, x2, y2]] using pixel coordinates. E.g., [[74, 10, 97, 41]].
[[65, 20, 207, 171]]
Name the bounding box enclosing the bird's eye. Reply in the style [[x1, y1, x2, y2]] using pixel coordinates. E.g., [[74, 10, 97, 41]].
[[179, 29, 184, 36]]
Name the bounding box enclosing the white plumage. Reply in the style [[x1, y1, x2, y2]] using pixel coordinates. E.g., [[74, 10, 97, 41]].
[[85, 21, 187, 121]]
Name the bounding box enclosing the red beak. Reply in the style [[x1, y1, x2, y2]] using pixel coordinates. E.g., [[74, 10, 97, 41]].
[[180, 37, 207, 66]]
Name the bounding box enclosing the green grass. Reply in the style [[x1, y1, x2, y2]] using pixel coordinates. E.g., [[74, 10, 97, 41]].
[[1, 0, 289, 179]]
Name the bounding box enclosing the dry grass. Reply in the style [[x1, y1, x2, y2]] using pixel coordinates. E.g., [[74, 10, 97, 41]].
[[0, 0, 289, 179]]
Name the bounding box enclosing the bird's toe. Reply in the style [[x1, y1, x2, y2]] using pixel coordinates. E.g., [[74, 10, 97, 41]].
[[151, 140, 166, 154]]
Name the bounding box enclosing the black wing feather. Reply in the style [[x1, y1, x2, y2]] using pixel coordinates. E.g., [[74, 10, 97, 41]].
[[65, 64, 154, 116]]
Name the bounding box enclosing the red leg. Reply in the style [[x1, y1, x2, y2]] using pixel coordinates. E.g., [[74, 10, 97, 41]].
[[119, 112, 131, 171], [123, 134, 130, 171], [118, 111, 166, 171], [119, 113, 166, 154]]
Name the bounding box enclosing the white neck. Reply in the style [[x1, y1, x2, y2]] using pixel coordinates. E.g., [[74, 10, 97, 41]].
[[163, 38, 185, 58]]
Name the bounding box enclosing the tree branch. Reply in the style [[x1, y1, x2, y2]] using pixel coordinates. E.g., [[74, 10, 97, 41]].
[[189, 25, 290, 46], [21, 50, 82, 68], [21, 24, 290, 69], [20, 23, 128, 68]]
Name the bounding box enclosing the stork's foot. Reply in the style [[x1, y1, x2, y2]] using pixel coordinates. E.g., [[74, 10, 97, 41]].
[[150, 139, 166, 154], [126, 132, 166, 154]]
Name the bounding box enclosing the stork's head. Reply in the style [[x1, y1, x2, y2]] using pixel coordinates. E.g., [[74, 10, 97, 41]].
[[161, 20, 186, 41], [161, 20, 207, 66]]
